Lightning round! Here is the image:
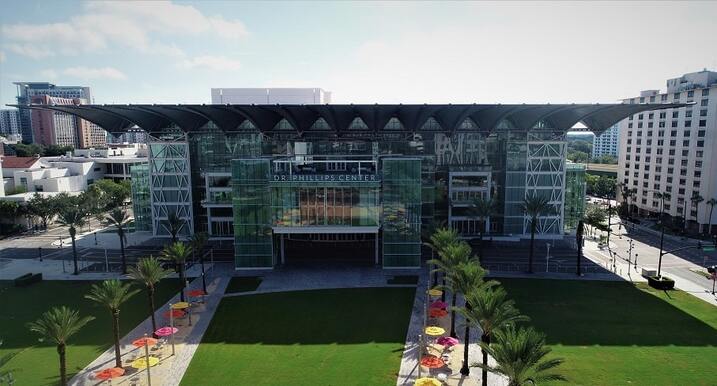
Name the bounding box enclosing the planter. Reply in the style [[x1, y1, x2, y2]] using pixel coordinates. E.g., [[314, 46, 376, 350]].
[[647, 275, 675, 290], [14, 272, 43, 287]]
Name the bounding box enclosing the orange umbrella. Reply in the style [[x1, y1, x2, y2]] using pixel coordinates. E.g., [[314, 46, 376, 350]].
[[132, 337, 158, 347], [429, 308, 448, 318], [420, 355, 445, 369], [94, 367, 125, 380], [163, 309, 185, 318], [187, 289, 207, 297]]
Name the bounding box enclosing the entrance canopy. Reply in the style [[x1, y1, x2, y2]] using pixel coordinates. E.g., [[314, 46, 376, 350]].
[[14, 103, 685, 137]]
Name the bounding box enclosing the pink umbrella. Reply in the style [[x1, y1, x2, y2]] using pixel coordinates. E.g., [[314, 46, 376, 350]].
[[155, 327, 178, 337], [436, 336, 459, 347], [430, 300, 448, 309]]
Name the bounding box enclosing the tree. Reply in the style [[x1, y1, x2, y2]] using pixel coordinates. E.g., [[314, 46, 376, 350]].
[[460, 286, 529, 386], [521, 196, 552, 274], [426, 227, 460, 288], [0, 201, 20, 229], [128, 256, 169, 334], [161, 242, 193, 302], [27, 193, 54, 229], [470, 197, 496, 260], [473, 325, 566, 386], [567, 150, 589, 163], [619, 184, 636, 218], [191, 231, 209, 293], [689, 193, 704, 233], [10, 143, 43, 157], [26, 307, 95, 386], [167, 212, 185, 242], [85, 280, 140, 368], [449, 262, 496, 376], [43, 145, 74, 157], [431, 241, 474, 338], [56, 204, 87, 275], [105, 208, 131, 274], [0, 340, 19, 380], [706, 198, 717, 236], [582, 204, 608, 238], [91, 179, 131, 210]]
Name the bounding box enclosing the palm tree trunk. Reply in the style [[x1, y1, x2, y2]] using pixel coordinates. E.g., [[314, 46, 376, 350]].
[[179, 264, 186, 302], [528, 219, 535, 273], [119, 229, 127, 274], [112, 309, 122, 368], [481, 333, 490, 386], [148, 286, 157, 333], [708, 205, 715, 236], [57, 343, 67, 386], [450, 292, 457, 338], [71, 232, 79, 275], [460, 303, 471, 376]]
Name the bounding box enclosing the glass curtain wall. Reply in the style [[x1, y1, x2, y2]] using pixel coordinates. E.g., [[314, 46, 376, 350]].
[[271, 184, 379, 227], [130, 164, 151, 231], [564, 163, 586, 232], [382, 158, 422, 268], [232, 159, 273, 268]]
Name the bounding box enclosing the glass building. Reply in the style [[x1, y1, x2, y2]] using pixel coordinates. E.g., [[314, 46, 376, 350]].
[[24, 104, 679, 269]]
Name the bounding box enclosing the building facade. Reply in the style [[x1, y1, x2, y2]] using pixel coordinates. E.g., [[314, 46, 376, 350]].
[[592, 123, 619, 158], [26, 103, 674, 269], [0, 109, 21, 138], [618, 70, 717, 233], [29, 95, 106, 148], [211, 88, 332, 104], [14, 82, 93, 143]]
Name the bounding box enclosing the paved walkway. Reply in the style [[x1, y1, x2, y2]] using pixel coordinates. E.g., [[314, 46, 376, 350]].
[[69, 275, 230, 386]]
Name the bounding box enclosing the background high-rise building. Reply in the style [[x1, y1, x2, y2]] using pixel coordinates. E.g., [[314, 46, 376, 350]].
[[592, 123, 619, 158], [210, 88, 331, 104], [14, 82, 93, 143], [29, 95, 106, 148], [617, 70, 717, 234], [0, 109, 21, 139]]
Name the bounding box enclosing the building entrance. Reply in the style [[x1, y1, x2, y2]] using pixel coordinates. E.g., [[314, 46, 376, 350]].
[[278, 233, 378, 266]]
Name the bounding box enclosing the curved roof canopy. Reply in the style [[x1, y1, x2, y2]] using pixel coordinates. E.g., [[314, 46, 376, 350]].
[[17, 103, 683, 137]]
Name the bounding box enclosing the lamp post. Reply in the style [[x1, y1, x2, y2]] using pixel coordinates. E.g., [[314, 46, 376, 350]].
[[655, 192, 671, 278]]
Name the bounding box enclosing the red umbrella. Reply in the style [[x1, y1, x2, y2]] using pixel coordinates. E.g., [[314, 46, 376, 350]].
[[155, 326, 178, 337], [420, 355, 445, 369], [437, 336, 460, 347], [430, 300, 448, 309], [132, 337, 158, 348], [163, 309, 186, 318], [187, 289, 207, 297], [429, 308, 448, 318], [94, 367, 125, 380]]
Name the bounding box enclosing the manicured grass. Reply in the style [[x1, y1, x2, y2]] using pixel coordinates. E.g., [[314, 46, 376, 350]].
[[0, 279, 179, 386], [499, 278, 717, 386], [225, 276, 262, 293], [181, 287, 415, 386]]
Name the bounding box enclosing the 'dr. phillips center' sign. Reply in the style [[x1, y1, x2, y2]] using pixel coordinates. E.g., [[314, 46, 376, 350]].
[[272, 173, 379, 182]]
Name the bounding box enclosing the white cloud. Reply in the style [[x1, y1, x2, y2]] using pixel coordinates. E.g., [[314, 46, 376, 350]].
[[63, 66, 127, 80], [179, 55, 241, 71], [1, 1, 246, 59], [39, 69, 59, 80]]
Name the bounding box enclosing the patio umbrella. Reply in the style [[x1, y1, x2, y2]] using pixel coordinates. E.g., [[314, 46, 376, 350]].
[[419, 355, 445, 369], [131, 334, 158, 386], [428, 308, 448, 318], [427, 288, 442, 297], [94, 367, 125, 383], [132, 337, 158, 348], [163, 309, 185, 318], [155, 326, 179, 356], [130, 356, 159, 369], [415, 377, 441, 386], [171, 302, 192, 326], [436, 336, 459, 347], [187, 289, 207, 297], [424, 326, 446, 336], [429, 300, 448, 309]]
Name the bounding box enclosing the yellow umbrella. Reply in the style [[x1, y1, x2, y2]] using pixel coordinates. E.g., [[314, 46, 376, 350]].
[[131, 356, 159, 369], [171, 302, 190, 310], [415, 377, 441, 386], [424, 326, 445, 336], [427, 289, 442, 297]]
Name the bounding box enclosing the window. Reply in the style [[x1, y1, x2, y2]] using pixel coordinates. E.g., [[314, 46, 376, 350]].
[[678, 188, 685, 195], [648, 122, 654, 128], [702, 89, 709, 96], [628, 130, 633, 136], [650, 96, 656, 103], [700, 109, 707, 117], [670, 130, 677, 137], [627, 139, 632, 144], [659, 112, 667, 119], [639, 98, 645, 104], [674, 92, 680, 99], [655, 166, 662, 172], [701, 99, 709, 106], [687, 90, 694, 98], [664, 204, 671, 210], [648, 113, 654, 119], [657, 140, 664, 146], [672, 121, 678, 128], [638, 122, 643, 128], [661, 94, 668, 101], [628, 123, 633, 128], [672, 111, 679, 118], [670, 140, 676, 146], [699, 120, 706, 127], [638, 113, 644, 119], [629, 115, 634, 120], [658, 130, 664, 137], [698, 130, 705, 137], [696, 151, 703, 158], [667, 176, 673, 183], [682, 150, 689, 156], [657, 148, 663, 155], [637, 131, 642, 136], [694, 181, 701, 188], [659, 121, 666, 128], [686, 110, 692, 118], [697, 140, 704, 147], [669, 149, 675, 156], [685, 120, 691, 127], [683, 130, 690, 137], [683, 140, 689, 147], [694, 171, 701, 178], [668, 158, 674, 165], [668, 167, 674, 174]]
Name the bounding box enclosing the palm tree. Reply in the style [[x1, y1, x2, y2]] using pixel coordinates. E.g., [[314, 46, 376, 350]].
[[473, 324, 566, 386], [449, 262, 497, 376], [27, 307, 95, 386], [57, 205, 87, 275], [461, 286, 529, 386], [706, 198, 717, 237], [470, 197, 495, 260], [191, 232, 209, 293], [128, 256, 169, 333], [426, 227, 460, 289], [167, 212, 185, 242], [689, 193, 704, 234], [85, 280, 140, 368], [104, 208, 131, 274], [161, 242, 193, 302], [521, 195, 552, 274], [0, 340, 19, 381], [430, 241, 474, 338]]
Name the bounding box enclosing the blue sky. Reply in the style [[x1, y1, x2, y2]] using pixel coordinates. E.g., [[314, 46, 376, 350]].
[[1, 1, 716, 107]]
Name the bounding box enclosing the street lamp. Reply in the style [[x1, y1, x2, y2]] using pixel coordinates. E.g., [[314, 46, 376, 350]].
[[654, 192, 671, 278]]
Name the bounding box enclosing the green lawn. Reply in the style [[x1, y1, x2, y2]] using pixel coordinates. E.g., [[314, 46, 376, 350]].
[[224, 276, 263, 293], [499, 278, 717, 386], [0, 279, 179, 386], [181, 287, 415, 386]]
